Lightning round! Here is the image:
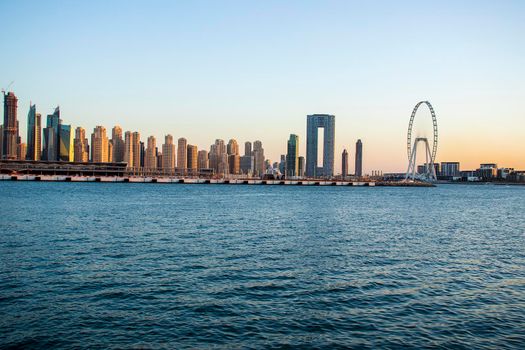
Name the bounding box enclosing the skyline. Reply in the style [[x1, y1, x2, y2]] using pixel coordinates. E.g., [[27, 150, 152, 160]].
[[1, 0, 524, 172]]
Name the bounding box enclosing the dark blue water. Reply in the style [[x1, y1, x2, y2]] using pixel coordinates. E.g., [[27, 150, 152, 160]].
[[1, 182, 524, 349]]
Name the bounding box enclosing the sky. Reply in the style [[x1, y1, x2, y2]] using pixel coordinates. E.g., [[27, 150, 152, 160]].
[[1, 0, 524, 173]]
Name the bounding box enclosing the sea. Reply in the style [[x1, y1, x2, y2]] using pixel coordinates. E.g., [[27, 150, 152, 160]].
[[1, 182, 524, 349]]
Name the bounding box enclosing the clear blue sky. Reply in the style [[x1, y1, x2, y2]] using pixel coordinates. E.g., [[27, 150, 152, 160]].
[[1, 0, 524, 172]]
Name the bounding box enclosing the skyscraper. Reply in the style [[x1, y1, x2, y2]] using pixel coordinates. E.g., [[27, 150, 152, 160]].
[[111, 126, 125, 163], [42, 107, 61, 161], [2, 92, 19, 160], [240, 155, 254, 175], [286, 134, 299, 178], [210, 139, 228, 176], [74, 127, 89, 162], [342, 149, 349, 178], [355, 139, 363, 177], [133, 132, 141, 169], [107, 141, 113, 162], [306, 114, 335, 178], [197, 150, 209, 170], [253, 140, 265, 177], [26, 104, 41, 160], [145, 136, 157, 169], [177, 138, 187, 170], [227, 139, 239, 156], [279, 154, 286, 175], [161, 134, 176, 170], [228, 154, 240, 175], [17, 143, 26, 160], [58, 124, 74, 161], [298, 156, 305, 177], [187, 144, 198, 171], [124, 131, 133, 167], [244, 141, 252, 157], [42, 126, 57, 161], [0, 125, 3, 158], [124, 131, 141, 169], [139, 141, 145, 168], [91, 126, 109, 162]]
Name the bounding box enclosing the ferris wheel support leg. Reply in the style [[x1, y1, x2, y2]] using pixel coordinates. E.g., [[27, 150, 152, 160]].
[[405, 141, 418, 181]]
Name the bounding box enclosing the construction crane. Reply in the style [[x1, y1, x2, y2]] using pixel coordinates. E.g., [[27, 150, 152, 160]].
[[1, 81, 14, 96]]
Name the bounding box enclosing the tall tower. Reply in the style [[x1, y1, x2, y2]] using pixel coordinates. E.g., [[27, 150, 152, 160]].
[[244, 141, 252, 156], [111, 126, 125, 163], [161, 134, 175, 170], [187, 144, 198, 171], [355, 139, 363, 177], [253, 140, 265, 177], [26, 104, 42, 160], [177, 137, 187, 170], [2, 91, 19, 160], [210, 139, 228, 176], [306, 114, 335, 178], [58, 123, 74, 161], [145, 136, 157, 170], [74, 127, 89, 162], [298, 156, 305, 178], [227, 139, 239, 156], [286, 134, 299, 178], [197, 150, 209, 170], [342, 149, 349, 178], [91, 126, 108, 162]]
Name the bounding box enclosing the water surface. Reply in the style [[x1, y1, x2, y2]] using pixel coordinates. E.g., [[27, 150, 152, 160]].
[[1, 183, 524, 349]]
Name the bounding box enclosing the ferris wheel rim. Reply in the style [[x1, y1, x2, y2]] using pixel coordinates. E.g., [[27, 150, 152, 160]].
[[407, 100, 438, 163]]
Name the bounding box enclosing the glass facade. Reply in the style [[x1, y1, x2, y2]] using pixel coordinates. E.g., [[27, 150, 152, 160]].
[[306, 114, 335, 178]]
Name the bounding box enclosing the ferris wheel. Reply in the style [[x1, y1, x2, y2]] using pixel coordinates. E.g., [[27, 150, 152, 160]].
[[405, 101, 438, 182]]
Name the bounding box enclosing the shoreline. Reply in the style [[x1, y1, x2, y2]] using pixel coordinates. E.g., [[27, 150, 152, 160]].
[[0, 174, 434, 187]]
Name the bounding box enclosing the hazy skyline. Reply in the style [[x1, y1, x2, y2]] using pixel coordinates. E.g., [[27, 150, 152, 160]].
[[1, 0, 523, 173]]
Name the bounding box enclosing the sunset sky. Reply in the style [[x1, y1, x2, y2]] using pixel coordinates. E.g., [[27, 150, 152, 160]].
[[1, 0, 523, 173]]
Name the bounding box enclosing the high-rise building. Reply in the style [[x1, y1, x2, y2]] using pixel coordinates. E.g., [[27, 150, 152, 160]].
[[132, 132, 141, 168], [107, 141, 113, 162], [355, 139, 363, 177], [286, 134, 299, 178], [42, 127, 56, 161], [228, 154, 240, 175], [91, 126, 109, 162], [342, 149, 349, 178], [145, 136, 157, 169], [298, 156, 305, 177], [279, 154, 286, 175], [244, 141, 252, 157], [177, 138, 187, 170], [197, 150, 209, 170], [58, 124, 74, 161], [74, 127, 89, 162], [253, 140, 265, 177], [139, 141, 145, 168], [240, 155, 254, 175], [210, 139, 228, 176], [17, 142, 26, 160], [306, 114, 335, 178], [124, 131, 133, 167], [2, 92, 19, 160], [187, 144, 198, 171], [42, 107, 61, 161], [227, 139, 239, 156], [111, 126, 125, 163], [124, 131, 141, 168], [26, 104, 41, 160], [161, 134, 176, 170], [0, 125, 3, 158]]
